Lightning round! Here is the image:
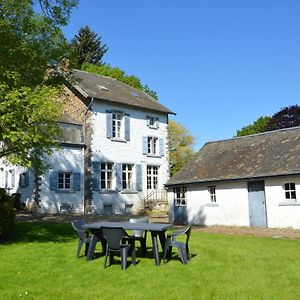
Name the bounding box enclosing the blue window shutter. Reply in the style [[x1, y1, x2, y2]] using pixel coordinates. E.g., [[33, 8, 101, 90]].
[[155, 117, 160, 128], [124, 114, 130, 141], [106, 110, 112, 138], [116, 163, 122, 191], [92, 161, 100, 191], [49, 172, 58, 191], [142, 136, 148, 155], [136, 164, 143, 191], [73, 173, 81, 191], [159, 138, 165, 156]]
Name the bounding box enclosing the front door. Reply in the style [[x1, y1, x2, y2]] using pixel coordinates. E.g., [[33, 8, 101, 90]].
[[173, 187, 188, 225], [248, 181, 267, 227]]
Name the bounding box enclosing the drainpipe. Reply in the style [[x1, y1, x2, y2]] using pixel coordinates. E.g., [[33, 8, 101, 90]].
[[83, 97, 94, 214]]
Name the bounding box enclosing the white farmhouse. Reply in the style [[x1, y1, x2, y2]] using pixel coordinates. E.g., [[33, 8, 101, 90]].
[[0, 70, 174, 214], [166, 126, 300, 229]]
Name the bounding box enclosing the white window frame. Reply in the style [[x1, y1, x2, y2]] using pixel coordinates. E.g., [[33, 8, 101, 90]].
[[208, 186, 216, 202], [284, 182, 297, 200], [100, 163, 113, 190], [147, 165, 159, 190], [122, 164, 133, 190], [112, 112, 123, 139], [174, 186, 187, 206], [147, 137, 159, 156], [147, 115, 159, 129], [57, 172, 72, 191]]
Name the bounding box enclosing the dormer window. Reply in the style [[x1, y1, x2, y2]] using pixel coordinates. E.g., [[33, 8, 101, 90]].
[[284, 182, 296, 200], [147, 115, 159, 129]]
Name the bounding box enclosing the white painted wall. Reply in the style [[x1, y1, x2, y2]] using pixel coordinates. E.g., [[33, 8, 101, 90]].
[[265, 175, 300, 229], [38, 147, 84, 214], [91, 101, 170, 214], [168, 175, 300, 229]]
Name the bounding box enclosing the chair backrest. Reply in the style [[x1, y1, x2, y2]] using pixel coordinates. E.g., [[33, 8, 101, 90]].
[[129, 217, 149, 238], [101, 227, 128, 251], [184, 226, 192, 244], [71, 220, 87, 241]]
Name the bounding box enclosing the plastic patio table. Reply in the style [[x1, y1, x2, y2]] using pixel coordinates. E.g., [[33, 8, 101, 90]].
[[83, 221, 172, 266]]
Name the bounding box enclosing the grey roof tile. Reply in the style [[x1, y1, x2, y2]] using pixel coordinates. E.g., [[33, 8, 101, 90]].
[[167, 126, 300, 185], [68, 69, 174, 114]]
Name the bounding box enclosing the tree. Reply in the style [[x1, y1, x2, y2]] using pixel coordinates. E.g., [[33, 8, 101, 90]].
[[81, 62, 158, 100], [71, 26, 108, 67], [0, 0, 77, 172], [168, 120, 195, 176], [236, 105, 300, 137], [268, 105, 300, 130], [236, 116, 271, 137]]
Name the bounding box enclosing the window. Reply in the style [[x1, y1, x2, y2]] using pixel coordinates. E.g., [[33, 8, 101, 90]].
[[101, 163, 113, 189], [208, 186, 216, 202], [122, 164, 133, 190], [19, 172, 29, 188], [284, 182, 296, 200], [107, 111, 130, 141], [147, 165, 158, 190], [112, 112, 123, 139], [174, 186, 187, 206], [58, 172, 71, 190], [147, 137, 159, 155], [147, 116, 159, 128]]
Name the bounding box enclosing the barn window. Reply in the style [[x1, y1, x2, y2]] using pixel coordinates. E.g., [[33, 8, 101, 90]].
[[174, 186, 187, 206], [208, 186, 216, 202], [284, 182, 296, 200]]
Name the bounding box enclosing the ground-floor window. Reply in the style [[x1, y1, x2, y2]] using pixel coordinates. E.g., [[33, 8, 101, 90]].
[[101, 163, 113, 189], [147, 165, 158, 190], [284, 182, 296, 200], [122, 164, 133, 190], [208, 186, 216, 202], [174, 186, 187, 206], [58, 172, 71, 190]]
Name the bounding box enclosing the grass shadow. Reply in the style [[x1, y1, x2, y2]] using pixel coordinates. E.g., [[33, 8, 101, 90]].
[[6, 222, 75, 244]]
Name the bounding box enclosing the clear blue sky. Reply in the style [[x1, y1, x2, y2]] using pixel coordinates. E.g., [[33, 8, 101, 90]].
[[63, 0, 300, 150]]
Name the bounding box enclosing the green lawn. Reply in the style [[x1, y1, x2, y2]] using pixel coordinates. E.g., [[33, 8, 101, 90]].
[[1, 223, 300, 300]]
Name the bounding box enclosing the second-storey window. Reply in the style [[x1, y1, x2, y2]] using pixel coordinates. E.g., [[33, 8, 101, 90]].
[[284, 182, 296, 200], [147, 137, 158, 155], [112, 112, 123, 139], [101, 163, 113, 189], [122, 164, 133, 190], [58, 172, 71, 190]]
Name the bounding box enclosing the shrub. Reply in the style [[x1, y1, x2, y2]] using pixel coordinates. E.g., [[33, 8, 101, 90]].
[[0, 188, 16, 242]]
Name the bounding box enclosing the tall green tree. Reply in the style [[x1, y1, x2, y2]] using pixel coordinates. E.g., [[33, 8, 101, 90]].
[[71, 26, 108, 67], [0, 0, 77, 172], [236, 116, 271, 137], [168, 120, 195, 176]]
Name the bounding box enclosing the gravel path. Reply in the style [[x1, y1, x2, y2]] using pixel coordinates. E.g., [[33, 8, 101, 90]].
[[16, 211, 300, 240]]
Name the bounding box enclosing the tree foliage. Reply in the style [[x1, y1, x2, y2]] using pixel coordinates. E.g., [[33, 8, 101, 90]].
[[81, 62, 158, 100], [236, 105, 300, 137], [168, 120, 194, 176], [268, 105, 300, 130], [236, 116, 271, 137], [71, 25, 108, 67], [0, 0, 77, 172]]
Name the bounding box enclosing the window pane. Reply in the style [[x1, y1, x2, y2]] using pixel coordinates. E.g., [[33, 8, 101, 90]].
[[285, 191, 290, 199], [291, 191, 296, 199]]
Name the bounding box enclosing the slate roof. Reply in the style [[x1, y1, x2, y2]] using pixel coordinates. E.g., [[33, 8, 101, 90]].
[[67, 69, 174, 114], [166, 126, 300, 186]]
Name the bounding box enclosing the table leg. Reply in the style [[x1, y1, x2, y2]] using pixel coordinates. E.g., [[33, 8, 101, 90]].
[[86, 234, 98, 261], [151, 231, 160, 266]]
